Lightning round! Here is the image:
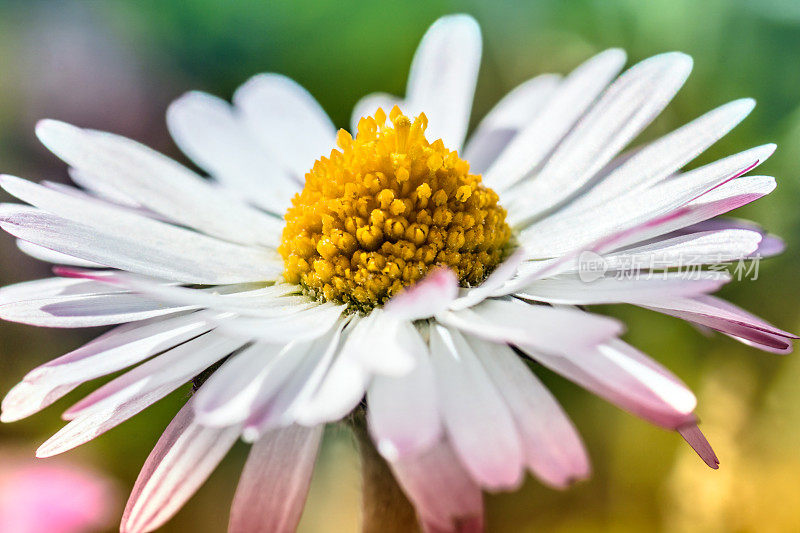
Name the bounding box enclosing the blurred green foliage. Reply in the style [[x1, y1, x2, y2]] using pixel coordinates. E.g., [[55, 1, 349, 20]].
[[0, 0, 799, 531]]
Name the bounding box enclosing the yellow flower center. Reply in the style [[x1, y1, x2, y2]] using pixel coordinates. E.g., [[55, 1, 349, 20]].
[[279, 106, 511, 312]]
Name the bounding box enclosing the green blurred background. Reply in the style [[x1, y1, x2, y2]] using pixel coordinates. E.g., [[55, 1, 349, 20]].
[[0, 0, 799, 531]]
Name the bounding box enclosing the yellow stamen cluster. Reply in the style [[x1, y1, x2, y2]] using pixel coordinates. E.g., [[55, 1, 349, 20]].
[[279, 106, 511, 312]]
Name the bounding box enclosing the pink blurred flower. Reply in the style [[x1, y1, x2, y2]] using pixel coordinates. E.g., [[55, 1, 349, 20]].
[[0, 456, 117, 533]]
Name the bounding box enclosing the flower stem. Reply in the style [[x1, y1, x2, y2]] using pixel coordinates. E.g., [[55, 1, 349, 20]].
[[350, 412, 420, 533]]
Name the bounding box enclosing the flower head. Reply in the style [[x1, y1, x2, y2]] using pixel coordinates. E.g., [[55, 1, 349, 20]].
[[0, 13, 794, 533]]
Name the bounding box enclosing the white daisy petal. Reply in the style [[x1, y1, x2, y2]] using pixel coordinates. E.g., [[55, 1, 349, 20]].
[[191, 342, 288, 427], [484, 48, 627, 191], [675, 217, 763, 235], [16, 239, 102, 267], [607, 175, 777, 249], [40, 179, 169, 221], [586, 229, 763, 271], [501, 209, 701, 295], [405, 14, 481, 151], [367, 322, 440, 461], [1, 311, 216, 422], [229, 424, 323, 533], [338, 310, 418, 377], [195, 339, 316, 429], [214, 303, 346, 343], [271, 339, 365, 428], [429, 324, 524, 490], [290, 321, 369, 427], [350, 92, 401, 135], [0, 276, 124, 304], [517, 339, 697, 428], [468, 335, 590, 488], [240, 351, 318, 441], [233, 73, 336, 180], [0, 174, 280, 262], [505, 52, 693, 222], [439, 298, 623, 356], [518, 145, 774, 255], [167, 91, 299, 213], [516, 271, 730, 305], [670, 219, 782, 257], [60, 269, 308, 318], [390, 438, 483, 532], [0, 276, 184, 327], [244, 323, 345, 438], [754, 234, 785, 257], [0, 292, 192, 328], [35, 332, 245, 457], [60, 329, 246, 421], [568, 98, 755, 210], [36, 120, 285, 247], [67, 166, 141, 207], [463, 73, 561, 175], [121, 398, 242, 533], [0, 204, 279, 285]]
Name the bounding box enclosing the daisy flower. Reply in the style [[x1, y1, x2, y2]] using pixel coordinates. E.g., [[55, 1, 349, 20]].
[[0, 13, 795, 533]]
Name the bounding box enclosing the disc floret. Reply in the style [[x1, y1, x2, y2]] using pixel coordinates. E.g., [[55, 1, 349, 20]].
[[279, 106, 511, 311]]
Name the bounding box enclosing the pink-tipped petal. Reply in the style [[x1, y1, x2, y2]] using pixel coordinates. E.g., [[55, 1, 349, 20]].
[[517, 339, 697, 429], [469, 336, 590, 488], [35, 332, 244, 458], [385, 267, 458, 321], [637, 295, 796, 353], [678, 423, 719, 469], [1, 311, 214, 422], [228, 424, 323, 533], [505, 208, 696, 294], [390, 439, 484, 533], [121, 399, 241, 533], [62, 331, 244, 420]]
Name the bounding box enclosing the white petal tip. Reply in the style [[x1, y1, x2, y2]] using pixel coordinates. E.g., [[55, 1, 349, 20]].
[[435, 13, 480, 31], [734, 97, 757, 113], [232, 72, 293, 107], [1, 382, 42, 423], [35, 444, 57, 459], [600, 48, 628, 66], [663, 51, 694, 68], [0, 411, 20, 423], [241, 427, 261, 443], [0, 399, 35, 423], [35, 119, 74, 141], [377, 440, 400, 463]]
